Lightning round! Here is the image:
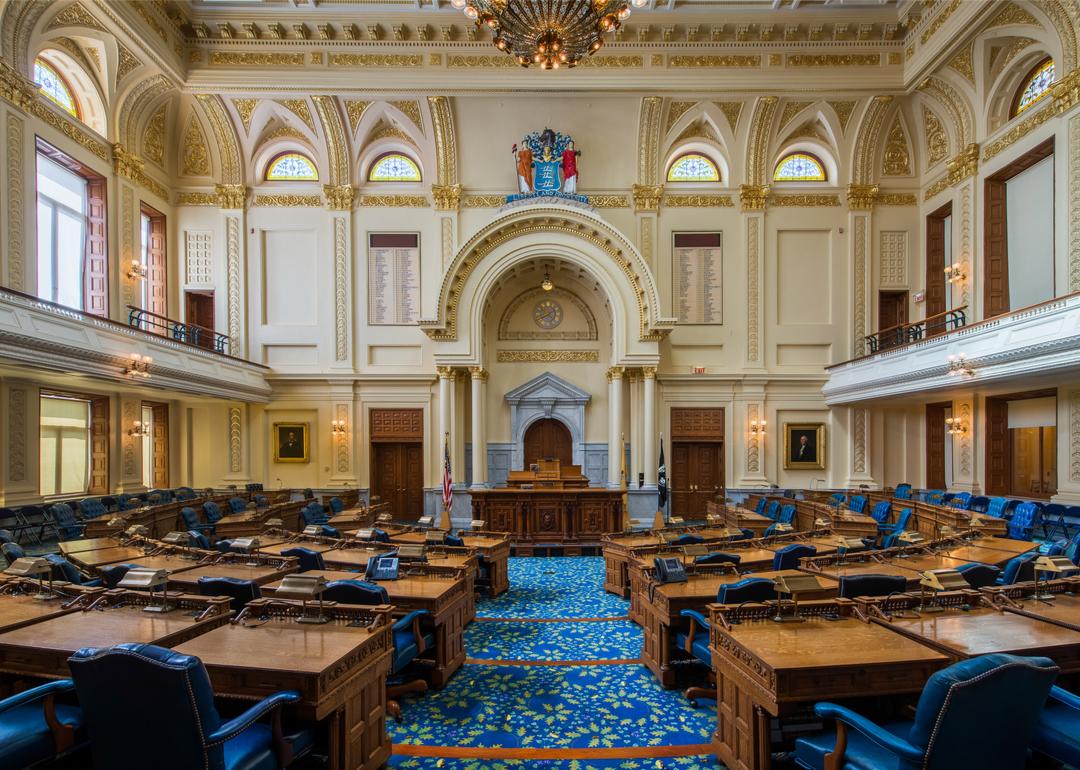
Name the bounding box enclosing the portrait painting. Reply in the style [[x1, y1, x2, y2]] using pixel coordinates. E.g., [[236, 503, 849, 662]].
[[274, 422, 309, 463], [784, 423, 825, 470]]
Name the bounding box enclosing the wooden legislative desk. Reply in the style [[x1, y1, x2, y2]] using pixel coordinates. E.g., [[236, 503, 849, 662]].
[[469, 488, 621, 546], [82, 494, 233, 539], [908, 501, 1007, 539], [263, 567, 468, 688], [707, 502, 773, 537], [0, 586, 103, 636], [213, 499, 306, 538], [327, 502, 390, 531], [166, 554, 298, 592], [707, 599, 950, 770], [799, 550, 974, 590], [984, 577, 1080, 632], [174, 599, 393, 770], [58, 537, 124, 554], [641, 568, 838, 689], [63, 544, 153, 569], [387, 531, 512, 597]]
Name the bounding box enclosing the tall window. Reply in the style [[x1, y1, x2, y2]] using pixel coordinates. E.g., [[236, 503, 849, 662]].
[[139, 204, 167, 319], [33, 57, 78, 118], [368, 153, 422, 182], [667, 153, 720, 182], [265, 152, 318, 181], [37, 153, 87, 309], [1013, 57, 1055, 117], [773, 152, 827, 182], [39, 394, 91, 497]]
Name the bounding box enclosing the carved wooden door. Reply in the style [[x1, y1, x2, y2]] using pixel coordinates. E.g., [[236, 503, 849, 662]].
[[522, 418, 572, 468]]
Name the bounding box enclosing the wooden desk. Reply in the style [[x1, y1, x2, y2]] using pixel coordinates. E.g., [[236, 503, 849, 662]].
[[175, 599, 393, 770], [64, 545, 153, 568], [59, 538, 124, 555], [168, 559, 297, 591], [214, 500, 306, 538], [469, 488, 621, 546], [0, 592, 232, 678], [708, 600, 949, 770], [258, 539, 340, 556], [264, 567, 468, 688], [799, 550, 972, 590], [387, 531, 511, 597], [707, 502, 773, 537], [0, 588, 102, 635], [83, 494, 233, 539], [641, 568, 837, 688], [984, 577, 1080, 632], [909, 502, 1008, 539]]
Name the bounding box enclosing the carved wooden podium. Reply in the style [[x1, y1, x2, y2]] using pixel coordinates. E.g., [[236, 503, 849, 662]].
[[506, 458, 589, 489]]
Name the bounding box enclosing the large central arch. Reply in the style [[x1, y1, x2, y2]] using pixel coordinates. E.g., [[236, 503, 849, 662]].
[[420, 203, 674, 366]]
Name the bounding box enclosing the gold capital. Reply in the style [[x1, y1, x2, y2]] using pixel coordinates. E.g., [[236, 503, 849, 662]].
[[947, 143, 979, 185], [641, 365, 657, 379], [740, 184, 769, 211], [436, 366, 455, 379], [324, 184, 355, 211], [468, 366, 488, 381], [846, 184, 879, 210], [606, 366, 625, 382], [432, 183, 462, 211], [632, 184, 664, 213], [215, 183, 248, 209]]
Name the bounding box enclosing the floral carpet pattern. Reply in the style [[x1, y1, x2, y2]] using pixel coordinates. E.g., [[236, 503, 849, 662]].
[[388, 557, 724, 769]]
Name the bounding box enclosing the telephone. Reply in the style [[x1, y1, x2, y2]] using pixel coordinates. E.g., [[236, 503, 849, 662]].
[[366, 555, 400, 581], [653, 556, 688, 584]]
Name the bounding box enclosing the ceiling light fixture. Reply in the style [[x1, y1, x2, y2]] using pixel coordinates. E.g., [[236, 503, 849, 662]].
[[541, 270, 554, 291], [451, 0, 645, 69]]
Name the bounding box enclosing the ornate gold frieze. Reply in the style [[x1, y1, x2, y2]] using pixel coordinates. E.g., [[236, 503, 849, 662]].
[[432, 184, 461, 211], [632, 184, 664, 213], [924, 176, 950, 201], [112, 143, 144, 182], [210, 52, 305, 66], [497, 350, 600, 363], [668, 55, 761, 68], [232, 98, 259, 131], [215, 183, 247, 209], [1054, 68, 1080, 115], [877, 193, 918, 206], [447, 55, 517, 68], [982, 105, 1054, 161], [182, 115, 210, 176], [116, 43, 141, 81], [786, 54, 880, 67], [329, 53, 423, 67], [345, 100, 370, 132], [428, 96, 458, 186], [578, 56, 643, 68], [252, 194, 323, 207], [358, 195, 429, 207], [846, 184, 879, 210], [390, 100, 423, 131], [920, 0, 960, 45], [143, 105, 166, 166], [606, 365, 626, 380], [881, 117, 912, 176], [946, 143, 979, 184], [923, 107, 949, 165], [715, 101, 744, 132], [665, 194, 734, 207], [589, 195, 630, 208], [948, 42, 975, 84], [986, 2, 1039, 30], [771, 193, 842, 207], [47, 2, 106, 32], [740, 184, 769, 211], [462, 195, 507, 208], [324, 184, 355, 211], [175, 192, 216, 206]]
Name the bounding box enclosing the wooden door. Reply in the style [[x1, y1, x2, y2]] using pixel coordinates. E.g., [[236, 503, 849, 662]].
[[672, 442, 724, 519], [371, 443, 424, 521], [984, 179, 1009, 318], [878, 290, 908, 349], [84, 177, 108, 317], [925, 203, 950, 331], [142, 205, 167, 320], [671, 443, 691, 517], [925, 402, 947, 490], [185, 291, 215, 350], [89, 396, 109, 495], [151, 403, 169, 488], [522, 418, 572, 468], [985, 396, 1010, 495]]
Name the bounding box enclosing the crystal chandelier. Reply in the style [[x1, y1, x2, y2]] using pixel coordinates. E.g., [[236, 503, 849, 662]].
[[451, 0, 648, 69]]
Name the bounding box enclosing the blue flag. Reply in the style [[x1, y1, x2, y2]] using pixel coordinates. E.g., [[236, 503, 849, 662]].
[[657, 435, 667, 510]]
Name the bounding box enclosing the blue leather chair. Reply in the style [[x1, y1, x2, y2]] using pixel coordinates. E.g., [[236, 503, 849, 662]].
[[49, 504, 85, 542], [772, 544, 816, 570], [924, 490, 945, 505], [445, 535, 465, 548], [180, 506, 215, 535], [253, 495, 269, 509], [1033, 685, 1080, 767], [1, 542, 25, 567], [694, 551, 742, 567], [188, 530, 212, 550], [878, 507, 912, 538], [967, 495, 990, 513], [793, 653, 1058, 770], [174, 486, 196, 502], [956, 562, 1001, 588], [827, 493, 846, 509], [98, 563, 139, 589], [837, 574, 907, 599], [115, 494, 139, 511], [765, 500, 780, 520], [893, 483, 912, 499], [69, 643, 312, 770], [280, 547, 325, 572], [1007, 502, 1040, 540], [1064, 532, 1080, 566], [671, 534, 705, 546], [948, 491, 972, 510], [996, 552, 1038, 585], [226, 497, 247, 515], [765, 505, 797, 536], [328, 497, 345, 514], [985, 497, 1009, 519], [76, 499, 107, 520], [753, 497, 768, 515], [372, 528, 390, 544], [300, 503, 329, 527], [868, 501, 892, 526], [717, 577, 776, 604], [0, 679, 84, 769], [43, 555, 101, 587], [848, 496, 867, 514], [197, 577, 261, 613], [322, 580, 430, 722], [202, 502, 225, 526], [246, 483, 264, 493], [0, 530, 12, 545], [1042, 503, 1070, 539]]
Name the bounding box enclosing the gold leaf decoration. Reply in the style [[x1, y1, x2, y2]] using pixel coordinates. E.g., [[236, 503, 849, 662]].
[[143, 105, 166, 166], [275, 99, 315, 132], [116, 43, 141, 82], [948, 42, 975, 84], [881, 116, 912, 176], [210, 52, 305, 66], [390, 100, 423, 132], [345, 100, 370, 132], [829, 100, 857, 133], [665, 101, 696, 133], [779, 100, 812, 130], [923, 107, 949, 166], [497, 350, 599, 363], [232, 98, 259, 131], [47, 2, 105, 32], [987, 3, 1040, 29], [714, 101, 744, 132], [182, 115, 210, 176]]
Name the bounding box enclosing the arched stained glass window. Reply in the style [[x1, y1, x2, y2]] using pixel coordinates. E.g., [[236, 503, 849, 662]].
[[368, 153, 422, 182], [773, 152, 827, 182], [33, 57, 78, 118], [667, 153, 721, 182], [265, 152, 318, 181], [1013, 57, 1055, 117]]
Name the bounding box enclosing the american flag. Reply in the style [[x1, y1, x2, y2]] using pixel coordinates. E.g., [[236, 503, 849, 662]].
[[442, 433, 453, 513]]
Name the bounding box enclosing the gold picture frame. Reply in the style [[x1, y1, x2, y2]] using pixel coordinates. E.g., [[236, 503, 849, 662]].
[[784, 423, 825, 470], [273, 422, 309, 463]]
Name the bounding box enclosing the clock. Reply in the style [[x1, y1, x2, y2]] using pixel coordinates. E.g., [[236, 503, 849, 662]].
[[533, 299, 563, 330]]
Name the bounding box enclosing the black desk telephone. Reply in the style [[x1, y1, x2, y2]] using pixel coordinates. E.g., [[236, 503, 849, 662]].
[[653, 556, 688, 584], [366, 555, 400, 581]]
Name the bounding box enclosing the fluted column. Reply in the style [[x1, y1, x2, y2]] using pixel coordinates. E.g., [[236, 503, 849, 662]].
[[437, 366, 454, 486], [642, 366, 657, 486], [469, 367, 487, 488], [607, 367, 624, 488]]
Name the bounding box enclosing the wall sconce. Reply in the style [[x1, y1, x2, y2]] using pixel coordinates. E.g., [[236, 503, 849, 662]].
[[125, 353, 152, 379], [750, 419, 766, 437], [331, 419, 347, 435], [129, 420, 150, 438], [943, 262, 965, 284], [945, 416, 966, 436], [126, 259, 147, 280], [946, 353, 974, 378]]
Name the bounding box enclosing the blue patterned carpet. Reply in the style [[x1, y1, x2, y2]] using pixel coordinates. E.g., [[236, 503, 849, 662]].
[[388, 557, 723, 769]]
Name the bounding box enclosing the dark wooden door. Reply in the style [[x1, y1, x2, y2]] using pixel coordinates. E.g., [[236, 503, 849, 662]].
[[143, 205, 167, 320], [84, 177, 108, 317], [372, 442, 424, 521], [925, 403, 947, 490], [925, 203, 950, 332], [984, 179, 1009, 318], [151, 403, 169, 488], [185, 291, 215, 350], [89, 396, 109, 495], [671, 442, 724, 519], [522, 418, 572, 468], [878, 290, 908, 349], [985, 397, 1011, 495]]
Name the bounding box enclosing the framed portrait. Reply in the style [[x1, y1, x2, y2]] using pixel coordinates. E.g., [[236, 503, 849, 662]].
[[273, 422, 309, 463], [784, 423, 825, 470]]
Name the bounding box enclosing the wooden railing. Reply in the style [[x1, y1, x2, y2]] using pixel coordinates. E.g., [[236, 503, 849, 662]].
[[864, 305, 967, 354], [127, 305, 231, 355]]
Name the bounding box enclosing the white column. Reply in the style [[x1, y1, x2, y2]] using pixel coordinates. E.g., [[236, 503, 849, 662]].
[[437, 367, 454, 484], [628, 370, 641, 487], [469, 367, 487, 488], [642, 366, 657, 486], [607, 366, 624, 487]]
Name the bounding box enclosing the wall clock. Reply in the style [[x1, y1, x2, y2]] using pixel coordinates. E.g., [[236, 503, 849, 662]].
[[533, 299, 563, 329]]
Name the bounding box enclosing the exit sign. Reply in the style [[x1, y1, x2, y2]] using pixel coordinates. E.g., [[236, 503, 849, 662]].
[[692, 366, 706, 375]]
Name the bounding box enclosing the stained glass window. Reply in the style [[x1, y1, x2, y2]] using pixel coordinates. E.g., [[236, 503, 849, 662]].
[[667, 153, 721, 182], [33, 57, 78, 118], [773, 152, 827, 182], [1014, 58, 1055, 117], [368, 153, 422, 182], [265, 152, 318, 181]]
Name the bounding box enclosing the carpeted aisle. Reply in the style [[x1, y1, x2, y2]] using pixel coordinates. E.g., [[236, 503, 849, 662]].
[[388, 556, 725, 769]]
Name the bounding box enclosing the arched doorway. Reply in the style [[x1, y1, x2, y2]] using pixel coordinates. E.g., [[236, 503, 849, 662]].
[[523, 418, 573, 469]]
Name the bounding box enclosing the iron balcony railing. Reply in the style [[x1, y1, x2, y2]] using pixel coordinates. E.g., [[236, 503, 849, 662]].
[[864, 306, 967, 354], [127, 306, 231, 355]]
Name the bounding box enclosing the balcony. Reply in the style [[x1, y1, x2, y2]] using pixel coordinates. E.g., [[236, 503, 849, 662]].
[[0, 287, 270, 402], [823, 293, 1080, 405]]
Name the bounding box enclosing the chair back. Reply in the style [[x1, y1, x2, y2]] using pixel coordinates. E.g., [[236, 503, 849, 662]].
[[848, 495, 867, 514], [187, 531, 211, 550], [894, 483, 912, 499], [716, 577, 776, 604], [1008, 502, 1040, 540], [69, 643, 231, 770], [303, 488, 315, 500], [671, 533, 704, 546], [880, 532, 901, 549], [50, 503, 81, 539], [445, 535, 465, 547], [986, 497, 1009, 518], [149, 489, 173, 504], [891, 507, 912, 532], [694, 551, 742, 566], [253, 495, 269, 509], [765, 500, 780, 520], [43, 554, 86, 584], [99, 564, 136, 589], [753, 497, 767, 515], [372, 528, 390, 543], [179, 507, 201, 530], [77, 498, 107, 520], [280, 547, 325, 572], [909, 653, 1058, 770], [777, 504, 796, 525], [869, 500, 892, 523], [956, 562, 1001, 588], [196, 577, 261, 612], [772, 544, 816, 570], [301, 503, 327, 526], [1000, 552, 1038, 584], [948, 492, 972, 510], [967, 496, 990, 513], [245, 483, 264, 493], [202, 501, 223, 524], [0, 528, 12, 545], [1, 542, 25, 566], [323, 579, 389, 604], [174, 486, 196, 501], [226, 497, 247, 514], [828, 493, 846, 508], [838, 573, 907, 599], [925, 490, 945, 504], [328, 497, 345, 514]]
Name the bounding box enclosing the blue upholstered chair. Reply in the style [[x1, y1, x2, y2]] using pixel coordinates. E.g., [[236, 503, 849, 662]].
[[772, 544, 816, 570], [1007, 502, 1041, 540], [717, 577, 776, 604], [956, 562, 1001, 588], [1063, 532, 1080, 566], [188, 530, 212, 550], [967, 495, 990, 513], [253, 495, 269, 509], [180, 506, 215, 536], [848, 496, 868, 514], [115, 494, 138, 511], [765, 500, 780, 520], [893, 483, 912, 500], [280, 547, 325, 572], [948, 491, 972, 510], [226, 497, 247, 515], [174, 486, 196, 502], [246, 483, 264, 494], [322, 580, 431, 722], [202, 501, 225, 526], [868, 501, 892, 526], [300, 503, 329, 527], [43, 555, 101, 587], [1, 542, 25, 567], [765, 505, 796, 535], [924, 490, 945, 505], [1042, 503, 1070, 539], [69, 643, 312, 770], [1033, 685, 1080, 767], [753, 497, 768, 515], [372, 528, 390, 543], [76, 499, 107, 520], [878, 508, 912, 539], [694, 551, 742, 567], [49, 504, 85, 542], [996, 552, 1038, 585], [671, 533, 705, 546], [328, 497, 345, 514], [837, 574, 907, 599], [196, 577, 261, 613], [827, 493, 846, 509], [445, 534, 465, 548], [0, 679, 85, 770], [98, 564, 139, 590], [985, 497, 1009, 519], [0, 530, 12, 546], [793, 653, 1059, 770]]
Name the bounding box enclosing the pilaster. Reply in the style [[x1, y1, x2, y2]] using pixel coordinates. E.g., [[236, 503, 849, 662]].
[[949, 395, 977, 493], [217, 184, 248, 359], [741, 185, 767, 369], [1054, 386, 1080, 504], [735, 384, 769, 488], [326, 189, 354, 369], [1, 378, 37, 506], [223, 401, 250, 483], [329, 383, 356, 485]]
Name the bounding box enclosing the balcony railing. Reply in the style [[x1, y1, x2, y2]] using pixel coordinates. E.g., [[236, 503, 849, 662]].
[[127, 306, 231, 356], [864, 306, 967, 354]]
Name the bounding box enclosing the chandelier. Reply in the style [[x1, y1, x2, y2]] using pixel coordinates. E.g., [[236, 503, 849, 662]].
[[451, 0, 647, 69]]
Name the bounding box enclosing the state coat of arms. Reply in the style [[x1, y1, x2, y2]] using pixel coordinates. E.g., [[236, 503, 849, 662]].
[[508, 128, 589, 205]]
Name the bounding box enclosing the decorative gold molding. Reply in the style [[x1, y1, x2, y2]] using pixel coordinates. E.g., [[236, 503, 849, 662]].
[[740, 184, 769, 211], [771, 193, 843, 207], [606, 365, 626, 380], [47, 2, 106, 33], [176, 192, 217, 206], [920, 0, 961, 45], [786, 54, 880, 67], [311, 94, 348, 185], [215, 183, 247, 209], [923, 107, 949, 166], [924, 176, 950, 201], [468, 366, 489, 380], [632, 184, 663, 213], [715, 101, 744, 132], [589, 195, 630, 208], [983, 104, 1054, 161], [428, 95, 458, 187], [358, 195, 429, 207], [637, 96, 663, 187], [324, 184, 355, 211], [846, 184, 879, 210], [253, 194, 324, 207], [947, 143, 979, 184], [664, 194, 734, 207], [432, 183, 461, 211], [641, 365, 657, 379], [197, 94, 242, 184], [462, 195, 506, 208], [112, 143, 144, 182], [882, 116, 912, 176], [211, 52, 305, 66], [497, 350, 600, 363], [232, 98, 259, 131], [877, 193, 918, 206], [746, 96, 779, 186], [668, 55, 761, 68], [1054, 68, 1080, 115], [436, 366, 455, 378], [329, 53, 423, 68], [345, 100, 370, 133], [578, 56, 643, 68]]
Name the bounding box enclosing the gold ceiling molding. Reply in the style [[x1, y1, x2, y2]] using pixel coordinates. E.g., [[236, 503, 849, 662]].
[[368, 122, 418, 147], [390, 100, 424, 133], [919, 76, 974, 146], [845, 184, 878, 210], [947, 42, 975, 84], [215, 183, 247, 209], [987, 3, 1040, 30], [852, 96, 893, 184], [260, 125, 307, 144], [920, 0, 961, 46], [131, 2, 169, 43], [877, 192, 918, 206], [786, 54, 880, 67], [46, 2, 105, 33], [982, 102, 1055, 161], [881, 115, 912, 177], [232, 98, 259, 131], [182, 114, 211, 176], [118, 73, 173, 149], [778, 100, 812, 131], [946, 142, 979, 184], [428, 96, 458, 187], [745, 96, 778, 186], [1031, 0, 1077, 71], [329, 53, 423, 68], [923, 106, 949, 166], [740, 184, 769, 211], [345, 100, 370, 133], [1000, 37, 1037, 71], [589, 195, 630, 208], [665, 101, 697, 134], [770, 193, 842, 207], [668, 55, 761, 68], [714, 101, 744, 132], [358, 195, 429, 207], [275, 98, 315, 132], [924, 176, 950, 201], [664, 194, 734, 207], [578, 56, 643, 68], [462, 194, 505, 208], [252, 194, 323, 207], [497, 350, 599, 363], [116, 42, 141, 82], [211, 52, 305, 66], [312, 95, 348, 186], [637, 96, 663, 187], [447, 55, 515, 68], [196, 94, 242, 184], [142, 104, 166, 166], [672, 119, 719, 146], [175, 192, 217, 206]]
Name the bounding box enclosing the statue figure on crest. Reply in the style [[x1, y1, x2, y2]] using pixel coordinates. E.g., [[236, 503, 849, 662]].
[[506, 128, 589, 206], [513, 143, 534, 194]]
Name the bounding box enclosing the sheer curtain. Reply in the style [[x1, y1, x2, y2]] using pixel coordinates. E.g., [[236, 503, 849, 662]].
[[39, 396, 90, 496]]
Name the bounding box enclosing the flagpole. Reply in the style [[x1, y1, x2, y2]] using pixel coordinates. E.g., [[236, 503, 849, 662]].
[[440, 431, 452, 531], [654, 432, 666, 530]]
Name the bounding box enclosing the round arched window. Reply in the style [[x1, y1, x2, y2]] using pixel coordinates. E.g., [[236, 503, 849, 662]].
[[265, 152, 319, 181], [773, 152, 827, 182], [667, 153, 721, 182], [368, 153, 422, 182], [1013, 57, 1055, 117], [33, 57, 79, 118]]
